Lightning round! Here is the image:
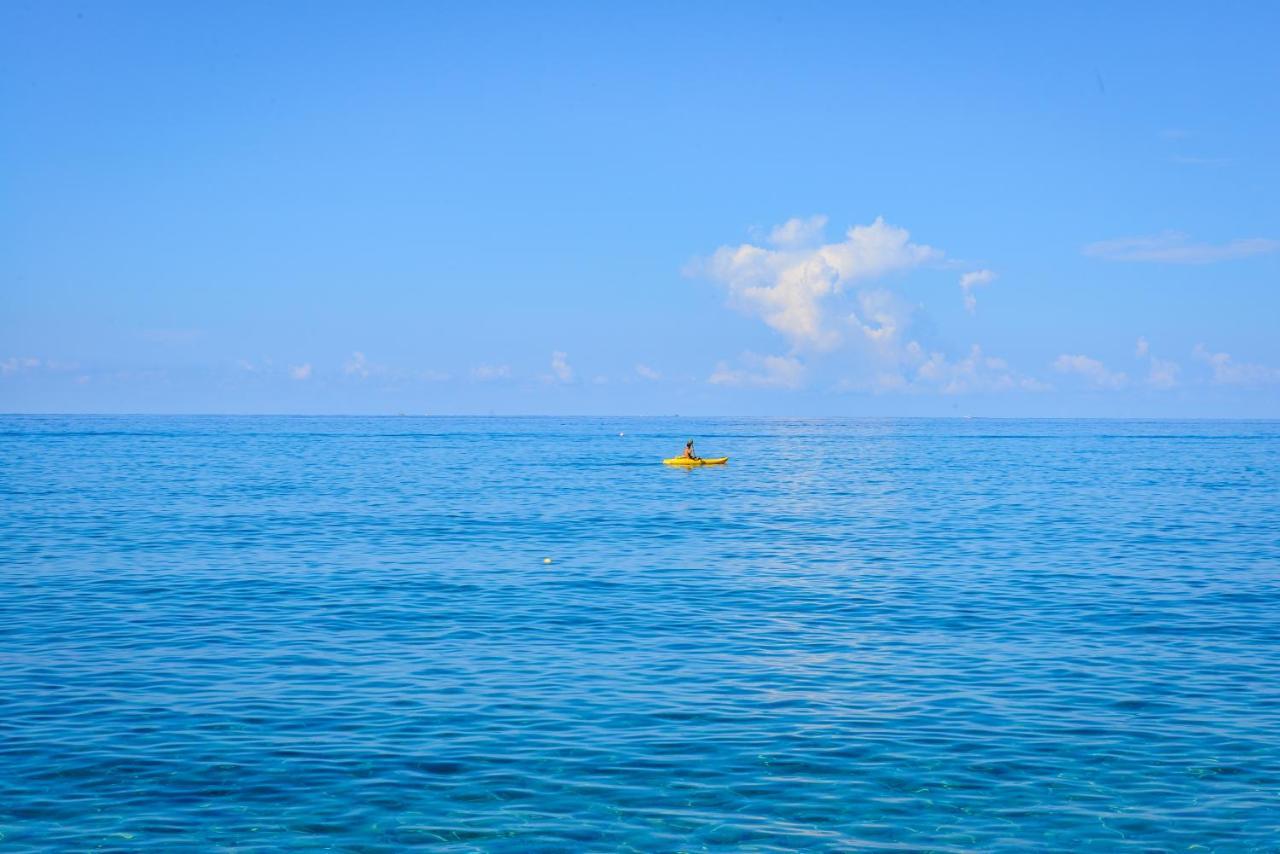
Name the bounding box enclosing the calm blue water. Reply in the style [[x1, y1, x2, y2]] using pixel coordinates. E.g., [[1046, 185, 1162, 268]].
[[2, 416, 1278, 851]]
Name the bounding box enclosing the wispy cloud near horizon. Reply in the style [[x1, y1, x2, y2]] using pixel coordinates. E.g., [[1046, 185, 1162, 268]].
[[1193, 345, 1280, 385], [1053, 354, 1128, 389], [1, 356, 43, 375], [1083, 232, 1278, 264], [709, 353, 805, 389], [1135, 338, 1179, 389], [471, 364, 512, 381], [344, 352, 372, 378]]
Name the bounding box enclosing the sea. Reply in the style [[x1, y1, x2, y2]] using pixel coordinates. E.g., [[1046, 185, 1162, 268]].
[[2, 415, 1278, 851]]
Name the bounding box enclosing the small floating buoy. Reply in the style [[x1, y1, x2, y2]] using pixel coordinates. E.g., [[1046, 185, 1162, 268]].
[[543, 557, 553, 564], [618, 432, 625, 437]]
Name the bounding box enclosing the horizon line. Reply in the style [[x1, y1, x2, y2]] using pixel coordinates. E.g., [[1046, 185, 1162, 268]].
[[3, 412, 1278, 422]]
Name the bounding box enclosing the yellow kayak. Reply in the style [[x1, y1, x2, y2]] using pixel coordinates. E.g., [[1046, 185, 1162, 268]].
[[663, 456, 729, 466]]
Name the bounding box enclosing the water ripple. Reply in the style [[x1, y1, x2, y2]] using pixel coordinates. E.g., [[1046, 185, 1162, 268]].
[[1, 416, 1278, 850]]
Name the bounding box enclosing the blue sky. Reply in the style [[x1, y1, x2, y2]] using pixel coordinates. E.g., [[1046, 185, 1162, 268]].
[[3, 1, 1278, 415]]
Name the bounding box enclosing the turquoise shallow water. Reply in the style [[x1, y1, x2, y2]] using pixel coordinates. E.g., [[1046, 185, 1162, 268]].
[[2, 415, 1278, 851]]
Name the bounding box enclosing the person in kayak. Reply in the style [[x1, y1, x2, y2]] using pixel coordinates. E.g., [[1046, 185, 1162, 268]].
[[681, 440, 700, 461]]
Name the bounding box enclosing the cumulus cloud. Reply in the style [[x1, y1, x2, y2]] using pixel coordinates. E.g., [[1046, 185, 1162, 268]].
[[766, 214, 829, 248], [1083, 232, 1278, 264], [635, 364, 661, 381], [690, 215, 942, 349], [471, 363, 512, 381], [290, 363, 312, 381], [849, 288, 911, 350], [709, 353, 806, 389], [1193, 345, 1280, 385], [1135, 336, 1150, 357], [959, 269, 996, 314], [838, 290, 1027, 393], [550, 351, 573, 383], [1053, 354, 1128, 389], [693, 216, 1042, 397]]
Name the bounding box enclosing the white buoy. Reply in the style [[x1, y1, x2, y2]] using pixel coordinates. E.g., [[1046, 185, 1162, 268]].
[[543, 557, 553, 564]]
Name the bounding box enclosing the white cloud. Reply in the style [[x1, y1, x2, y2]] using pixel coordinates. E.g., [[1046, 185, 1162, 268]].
[[1053, 354, 1128, 389], [344, 351, 371, 378], [692, 216, 1039, 397], [1083, 232, 1278, 264], [691, 215, 942, 348], [959, 269, 996, 314], [842, 291, 960, 391], [550, 351, 573, 383], [1135, 336, 1149, 357], [767, 215, 829, 248], [849, 288, 911, 350], [290, 363, 312, 381], [471, 363, 512, 381], [1193, 345, 1280, 386], [709, 353, 805, 389], [635, 363, 661, 381]]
